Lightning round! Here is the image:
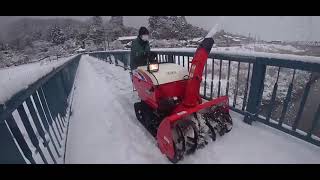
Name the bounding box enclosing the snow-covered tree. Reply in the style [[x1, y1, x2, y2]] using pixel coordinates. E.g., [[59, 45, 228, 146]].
[[49, 25, 66, 45], [49, 45, 65, 58], [105, 16, 137, 41], [0, 40, 5, 51], [110, 16, 124, 27], [148, 16, 207, 40], [88, 16, 105, 46], [64, 39, 77, 49]]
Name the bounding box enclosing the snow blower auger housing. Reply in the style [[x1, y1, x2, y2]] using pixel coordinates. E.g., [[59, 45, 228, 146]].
[[132, 28, 233, 163]]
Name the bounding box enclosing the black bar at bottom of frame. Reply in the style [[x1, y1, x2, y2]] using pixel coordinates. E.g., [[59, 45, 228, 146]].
[[0, 165, 318, 178]]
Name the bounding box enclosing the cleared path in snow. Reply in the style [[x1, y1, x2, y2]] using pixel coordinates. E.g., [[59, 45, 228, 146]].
[[65, 55, 320, 164]]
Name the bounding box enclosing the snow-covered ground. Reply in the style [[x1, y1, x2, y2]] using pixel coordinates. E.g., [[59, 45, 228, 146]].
[[241, 43, 305, 53], [65, 55, 320, 164], [0, 55, 77, 104], [211, 43, 305, 53]]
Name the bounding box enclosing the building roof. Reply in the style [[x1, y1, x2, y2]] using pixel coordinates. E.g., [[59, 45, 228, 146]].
[[118, 36, 137, 41], [188, 37, 204, 43], [76, 48, 86, 52]]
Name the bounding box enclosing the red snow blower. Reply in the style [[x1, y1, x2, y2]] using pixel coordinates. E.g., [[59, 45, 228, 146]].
[[132, 26, 233, 163]]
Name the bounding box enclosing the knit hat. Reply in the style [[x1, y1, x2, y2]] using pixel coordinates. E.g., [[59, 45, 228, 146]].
[[138, 27, 149, 36]]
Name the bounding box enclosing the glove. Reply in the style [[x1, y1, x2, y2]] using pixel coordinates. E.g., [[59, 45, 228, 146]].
[[141, 51, 158, 64], [149, 51, 157, 60], [145, 51, 157, 62], [142, 52, 148, 59]]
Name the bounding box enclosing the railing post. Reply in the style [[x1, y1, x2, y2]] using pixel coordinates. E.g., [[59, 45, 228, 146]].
[[0, 106, 27, 164], [115, 54, 118, 66], [0, 104, 3, 115], [244, 58, 266, 125], [167, 54, 174, 63], [122, 54, 126, 71], [126, 53, 130, 70]]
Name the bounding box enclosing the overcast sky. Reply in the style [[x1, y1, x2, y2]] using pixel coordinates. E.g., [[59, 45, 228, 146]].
[[0, 16, 318, 41]]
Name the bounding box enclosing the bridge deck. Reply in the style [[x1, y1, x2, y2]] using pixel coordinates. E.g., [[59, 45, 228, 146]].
[[65, 55, 320, 164]]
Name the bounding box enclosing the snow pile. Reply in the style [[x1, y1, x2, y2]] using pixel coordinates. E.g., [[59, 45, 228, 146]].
[[0, 55, 77, 104], [65, 55, 320, 164]]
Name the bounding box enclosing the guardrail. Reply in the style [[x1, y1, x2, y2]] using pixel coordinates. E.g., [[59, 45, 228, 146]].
[[89, 49, 320, 147], [0, 54, 81, 164]]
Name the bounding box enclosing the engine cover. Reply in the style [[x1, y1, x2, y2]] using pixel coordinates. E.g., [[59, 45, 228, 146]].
[[137, 63, 189, 85]]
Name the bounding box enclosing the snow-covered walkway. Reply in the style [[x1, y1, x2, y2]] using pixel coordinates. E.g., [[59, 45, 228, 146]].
[[65, 55, 320, 164]]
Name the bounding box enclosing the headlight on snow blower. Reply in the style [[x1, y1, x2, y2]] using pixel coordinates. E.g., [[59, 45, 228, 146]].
[[147, 63, 159, 72]]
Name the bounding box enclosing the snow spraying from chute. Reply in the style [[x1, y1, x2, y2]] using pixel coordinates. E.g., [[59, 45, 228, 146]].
[[205, 16, 225, 38], [205, 24, 220, 38]]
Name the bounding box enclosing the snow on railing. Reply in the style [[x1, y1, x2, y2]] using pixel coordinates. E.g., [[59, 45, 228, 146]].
[[0, 54, 81, 164], [0, 55, 78, 104]]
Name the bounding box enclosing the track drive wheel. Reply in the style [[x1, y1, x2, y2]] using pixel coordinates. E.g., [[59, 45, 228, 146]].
[[204, 119, 217, 141], [223, 113, 233, 133], [134, 102, 158, 137], [215, 110, 233, 134], [167, 119, 199, 163], [134, 102, 144, 123], [167, 123, 185, 163]]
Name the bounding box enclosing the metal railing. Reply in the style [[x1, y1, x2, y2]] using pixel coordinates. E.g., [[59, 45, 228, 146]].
[[0, 54, 81, 164], [89, 49, 320, 147], [90, 50, 131, 70]]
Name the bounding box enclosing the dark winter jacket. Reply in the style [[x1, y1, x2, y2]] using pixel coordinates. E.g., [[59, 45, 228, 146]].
[[130, 37, 150, 70]]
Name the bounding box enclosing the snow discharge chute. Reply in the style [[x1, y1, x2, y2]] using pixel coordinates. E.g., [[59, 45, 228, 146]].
[[132, 23, 233, 163]]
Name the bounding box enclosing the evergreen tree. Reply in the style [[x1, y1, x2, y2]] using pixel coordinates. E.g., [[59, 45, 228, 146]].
[[148, 16, 207, 40], [89, 16, 105, 45], [49, 25, 66, 45]]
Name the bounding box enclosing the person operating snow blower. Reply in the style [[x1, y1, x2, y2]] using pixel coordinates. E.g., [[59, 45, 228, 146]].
[[130, 26, 154, 70], [131, 24, 233, 163], [129, 27, 157, 91]]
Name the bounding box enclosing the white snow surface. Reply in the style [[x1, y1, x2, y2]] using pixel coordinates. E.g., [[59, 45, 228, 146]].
[[0, 55, 77, 104], [65, 55, 320, 164]]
